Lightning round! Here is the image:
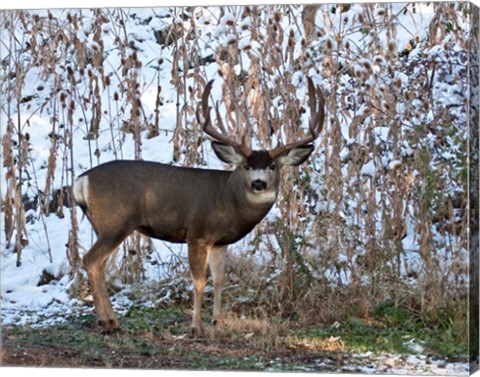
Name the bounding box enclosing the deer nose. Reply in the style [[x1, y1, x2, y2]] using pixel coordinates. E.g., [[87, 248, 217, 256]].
[[252, 179, 267, 191]]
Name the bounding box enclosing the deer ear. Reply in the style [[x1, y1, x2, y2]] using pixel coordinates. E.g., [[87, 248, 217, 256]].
[[276, 145, 314, 166], [211, 141, 246, 164]]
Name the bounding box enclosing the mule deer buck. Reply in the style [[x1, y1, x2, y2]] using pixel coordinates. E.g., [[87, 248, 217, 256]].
[[74, 77, 324, 335]]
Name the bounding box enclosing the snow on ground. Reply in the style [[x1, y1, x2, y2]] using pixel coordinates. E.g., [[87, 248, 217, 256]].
[[348, 352, 469, 375]]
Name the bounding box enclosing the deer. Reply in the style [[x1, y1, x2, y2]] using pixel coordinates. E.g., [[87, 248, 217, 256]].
[[73, 77, 325, 335]]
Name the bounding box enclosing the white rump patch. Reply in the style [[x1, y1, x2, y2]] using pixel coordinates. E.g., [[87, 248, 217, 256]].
[[73, 176, 89, 205], [246, 190, 276, 205]]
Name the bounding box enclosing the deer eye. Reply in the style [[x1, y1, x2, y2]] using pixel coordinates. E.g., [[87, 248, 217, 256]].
[[243, 164, 251, 171], [269, 163, 277, 171]]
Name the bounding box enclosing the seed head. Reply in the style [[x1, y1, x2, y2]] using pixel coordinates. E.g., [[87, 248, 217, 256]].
[[274, 11, 281, 23]]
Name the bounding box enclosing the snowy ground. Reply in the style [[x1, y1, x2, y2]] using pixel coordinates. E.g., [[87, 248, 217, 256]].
[[0, 242, 471, 374], [1, 227, 471, 374]]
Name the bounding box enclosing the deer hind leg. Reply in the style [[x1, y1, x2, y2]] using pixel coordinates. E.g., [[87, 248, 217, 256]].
[[83, 236, 124, 333], [187, 241, 211, 336], [208, 245, 227, 328]]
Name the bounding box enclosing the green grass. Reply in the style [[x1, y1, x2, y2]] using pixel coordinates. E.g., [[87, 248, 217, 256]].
[[1, 302, 468, 370], [288, 300, 468, 361]]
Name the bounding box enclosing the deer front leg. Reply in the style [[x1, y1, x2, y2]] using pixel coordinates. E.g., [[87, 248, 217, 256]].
[[187, 241, 210, 336], [83, 237, 122, 333], [208, 245, 227, 328]]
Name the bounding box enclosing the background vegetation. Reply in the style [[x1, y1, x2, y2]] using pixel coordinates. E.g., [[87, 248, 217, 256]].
[[0, 2, 474, 366]]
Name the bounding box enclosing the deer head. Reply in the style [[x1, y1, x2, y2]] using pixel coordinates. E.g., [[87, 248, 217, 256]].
[[197, 77, 325, 205]]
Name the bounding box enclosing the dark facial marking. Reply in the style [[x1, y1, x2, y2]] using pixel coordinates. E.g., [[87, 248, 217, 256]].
[[246, 150, 274, 169]]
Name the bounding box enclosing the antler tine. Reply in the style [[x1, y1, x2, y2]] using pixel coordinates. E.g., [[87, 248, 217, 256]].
[[198, 80, 252, 156], [213, 102, 252, 156], [270, 77, 325, 158], [196, 79, 213, 127], [308, 76, 325, 136]]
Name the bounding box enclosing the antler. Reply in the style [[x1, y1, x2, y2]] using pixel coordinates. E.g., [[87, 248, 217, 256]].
[[197, 80, 252, 157], [269, 77, 325, 158]]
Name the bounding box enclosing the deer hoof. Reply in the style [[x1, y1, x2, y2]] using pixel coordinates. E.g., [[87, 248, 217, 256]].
[[211, 318, 224, 328], [98, 318, 120, 334], [189, 325, 204, 338]]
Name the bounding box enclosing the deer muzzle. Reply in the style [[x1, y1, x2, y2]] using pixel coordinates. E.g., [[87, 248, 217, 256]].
[[251, 179, 267, 192]]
